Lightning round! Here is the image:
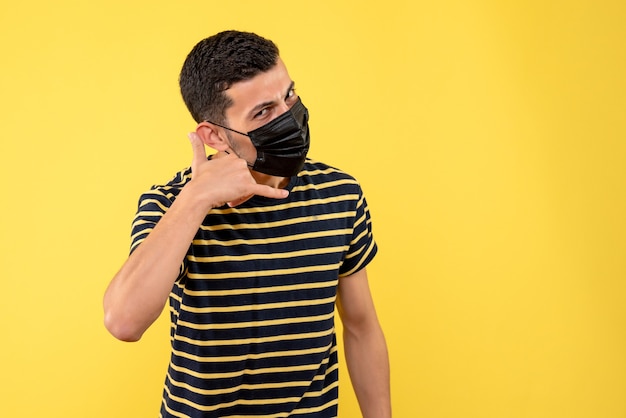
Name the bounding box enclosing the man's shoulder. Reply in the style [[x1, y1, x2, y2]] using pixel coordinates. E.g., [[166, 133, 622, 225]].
[[300, 158, 358, 183], [295, 159, 365, 201], [139, 166, 192, 202]]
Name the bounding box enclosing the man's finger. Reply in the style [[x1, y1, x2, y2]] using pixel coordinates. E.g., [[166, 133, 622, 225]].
[[188, 132, 207, 168], [227, 194, 254, 208], [253, 185, 289, 200]]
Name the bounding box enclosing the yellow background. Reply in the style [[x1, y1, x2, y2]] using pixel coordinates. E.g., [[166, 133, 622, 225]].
[[1, 1, 625, 417]]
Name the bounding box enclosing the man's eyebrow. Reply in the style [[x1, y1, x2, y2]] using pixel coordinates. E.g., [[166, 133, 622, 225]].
[[284, 81, 295, 98], [246, 81, 295, 119]]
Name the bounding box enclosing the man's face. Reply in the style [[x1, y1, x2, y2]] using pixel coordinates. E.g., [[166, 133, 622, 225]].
[[220, 58, 299, 166]]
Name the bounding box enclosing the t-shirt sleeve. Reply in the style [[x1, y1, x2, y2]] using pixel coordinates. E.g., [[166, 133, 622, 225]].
[[129, 186, 188, 278], [338, 187, 378, 277]]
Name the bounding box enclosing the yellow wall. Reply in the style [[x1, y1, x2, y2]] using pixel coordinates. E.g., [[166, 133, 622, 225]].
[[1, 1, 625, 416]]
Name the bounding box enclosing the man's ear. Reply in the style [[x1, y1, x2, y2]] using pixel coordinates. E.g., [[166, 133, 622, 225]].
[[196, 122, 230, 152]]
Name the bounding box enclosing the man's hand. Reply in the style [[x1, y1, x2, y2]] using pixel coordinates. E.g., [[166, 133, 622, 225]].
[[103, 133, 289, 342], [187, 132, 288, 208]]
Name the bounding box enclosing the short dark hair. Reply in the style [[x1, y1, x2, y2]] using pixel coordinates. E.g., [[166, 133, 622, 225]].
[[179, 30, 280, 124]]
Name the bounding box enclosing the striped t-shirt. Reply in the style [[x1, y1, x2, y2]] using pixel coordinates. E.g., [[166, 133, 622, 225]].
[[130, 158, 377, 417]]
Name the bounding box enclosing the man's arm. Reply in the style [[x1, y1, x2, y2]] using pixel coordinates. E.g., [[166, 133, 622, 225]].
[[103, 133, 288, 342], [337, 267, 391, 417]]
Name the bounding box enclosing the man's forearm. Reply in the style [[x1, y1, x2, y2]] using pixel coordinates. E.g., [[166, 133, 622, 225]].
[[344, 323, 392, 417], [103, 185, 211, 341]]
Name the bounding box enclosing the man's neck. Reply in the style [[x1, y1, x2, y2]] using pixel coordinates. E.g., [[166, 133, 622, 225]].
[[251, 170, 290, 189]]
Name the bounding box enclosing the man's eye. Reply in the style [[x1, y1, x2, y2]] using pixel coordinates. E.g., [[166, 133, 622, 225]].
[[255, 108, 269, 118], [286, 88, 297, 100]]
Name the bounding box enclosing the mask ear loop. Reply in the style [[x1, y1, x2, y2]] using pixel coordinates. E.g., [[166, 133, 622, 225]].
[[205, 120, 249, 137], [223, 146, 254, 169], [205, 121, 255, 168]]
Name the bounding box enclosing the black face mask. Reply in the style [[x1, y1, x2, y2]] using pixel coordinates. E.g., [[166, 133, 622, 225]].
[[208, 98, 310, 177]]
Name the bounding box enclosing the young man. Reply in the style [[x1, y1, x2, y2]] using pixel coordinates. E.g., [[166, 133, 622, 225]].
[[104, 30, 391, 417]]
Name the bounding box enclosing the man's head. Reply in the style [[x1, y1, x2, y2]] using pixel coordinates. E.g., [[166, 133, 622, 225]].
[[181, 31, 309, 179], [179, 30, 280, 124]]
